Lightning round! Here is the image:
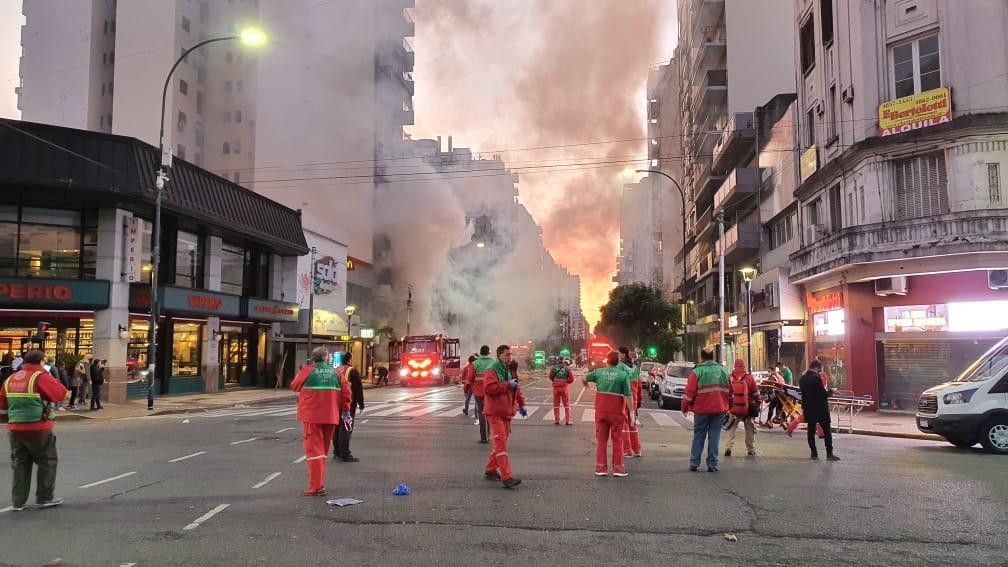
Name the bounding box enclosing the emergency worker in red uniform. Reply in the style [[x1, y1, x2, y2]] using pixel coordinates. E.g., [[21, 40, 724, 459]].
[[482, 344, 526, 488], [618, 347, 642, 457], [291, 347, 351, 496], [548, 359, 574, 425], [1, 349, 68, 510], [461, 355, 477, 416], [584, 351, 635, 477], [472, 345, 494, 442]]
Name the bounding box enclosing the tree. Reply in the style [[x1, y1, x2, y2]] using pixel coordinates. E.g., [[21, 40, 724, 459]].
[[596, 283, 681, 357]]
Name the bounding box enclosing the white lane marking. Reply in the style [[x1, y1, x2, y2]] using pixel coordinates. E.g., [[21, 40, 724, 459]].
[[0, 506, 13, 513], [358, 419, 368, 425], [79, 471, 138, 489], [168, 451, 206, 463], [275, 427, 294, 433], [647, 411, 679, 427], [437, 406, 465, 417], [402, 404, 446, 417], [120, 563, 137, 567], [252, 472, 282, 489], [574, 383, 588, 405], [367, 404, 409, 417], [229, 437, 258, 445], [293, 455, 307, 464], [581, 408, 595, 422], [183, 503, 230, 531], [520, 406, 540, 418], [543, 406, 560, 420]]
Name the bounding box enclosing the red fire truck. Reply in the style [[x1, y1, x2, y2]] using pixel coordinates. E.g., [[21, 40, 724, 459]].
[[587, 338, 615, 370], [388, 334, 462, 386]]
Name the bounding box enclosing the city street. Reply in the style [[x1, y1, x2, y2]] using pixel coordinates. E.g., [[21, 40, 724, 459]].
[[1, 371, 1005, 566]]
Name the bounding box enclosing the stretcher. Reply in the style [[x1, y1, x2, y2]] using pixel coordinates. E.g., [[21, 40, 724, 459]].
[[759, 383, 873, 434], [827, 391, 874, 434]]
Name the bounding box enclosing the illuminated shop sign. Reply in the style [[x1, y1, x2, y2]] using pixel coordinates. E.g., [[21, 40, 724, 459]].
[[806, 289, 843, 314], [883, 301, 1008, 333], [813, 309, 845, 338], [947, 301, 1008, 333], [884, 304, 949, 333]]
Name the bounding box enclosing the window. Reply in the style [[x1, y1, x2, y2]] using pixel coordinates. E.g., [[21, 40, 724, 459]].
[[181, 16, 190, 32], [807, 196, 825, 227], [180, 46, 188, 63], [224, 110, 232, 123], [199, 0, 209, 23], [225, 80, 232, 94], [102, 52, 107, 65], [892, 33, 940, 98], [805, 108, 816, 149], [174, 229, 203, 288], [104, 20, 109, 34], [194, 121, 204, 147], [820, 0, 834, 45], [179, 79, 188, 95], [0, 207, 93, 279], [196, 91, 205, 116], [107, 113, 113, 128], [828, 184, 842, 231], [233, 171, 240, 184], [196, 65, 206, 85], [100, 115, 105, 128], [234, 110, 242, 123], [826, 84, 837, 143], [109, 51, 114, 64], [177, 111, 187, 132], [988, 163, 1002, 204], [110, 20, 115, 33], [171, 323, 202, 376], [236, 80, 243, 93], [222, 142, 231, 154], [101, 84, 106, 97], [893, 151, 949, 220], [800, 17, 815, 74], [108, 82, 113, 96], [225, 51, 233, 63], [768, 211, 796, 250], [176, 144, 186, 160], [195, 152, 203, 167], [220, 243, 245, 295], [232, 141, 241, 154]]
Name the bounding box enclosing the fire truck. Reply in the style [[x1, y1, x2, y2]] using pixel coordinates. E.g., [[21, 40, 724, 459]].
[[587, 338, 615, 370], [388, 334, 462, 386]]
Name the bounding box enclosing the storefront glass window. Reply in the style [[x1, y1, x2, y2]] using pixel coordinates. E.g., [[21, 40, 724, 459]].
[[0, 220, 16, 276], [0, 206, 95, 279], [175, 230, 203, 288], [127, 320, 150, 380], [172, 323, 202, 376], [220, 242, 244, 296]]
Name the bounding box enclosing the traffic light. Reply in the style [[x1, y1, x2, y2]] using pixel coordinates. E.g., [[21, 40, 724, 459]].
[[560, 347, 571, 358], [646, 345, 658, 359]]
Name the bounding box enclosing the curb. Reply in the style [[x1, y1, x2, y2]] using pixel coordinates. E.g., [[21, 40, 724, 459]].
[[846, 428, 944, 442], [150, 393, 296, 416]]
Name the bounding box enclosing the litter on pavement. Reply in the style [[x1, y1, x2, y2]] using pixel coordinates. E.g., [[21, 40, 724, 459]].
[[393, 484, 412, 496], [326, 499, 363, 507]]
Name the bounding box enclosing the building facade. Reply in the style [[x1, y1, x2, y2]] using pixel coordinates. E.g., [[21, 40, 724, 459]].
[[789, 0, 1008, 407], [615, 179, 659, 287], [0, 119, 307, 402]]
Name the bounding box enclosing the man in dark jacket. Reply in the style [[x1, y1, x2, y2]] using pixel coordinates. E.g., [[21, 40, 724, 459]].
[[89, 358, 105, 411], [798, 360, 840, 461], [333, 352, 364, 462]]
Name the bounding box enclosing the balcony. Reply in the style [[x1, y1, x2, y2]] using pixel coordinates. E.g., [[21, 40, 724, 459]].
[[691, 26, 726, 77], [788, 210, 1008, 283], [691, 0, 725, 28], [692, 69, 727, 115], [712, 112, 756, 171], [713, 167, 759, 214], [692, 205, 715, 244], [694, 158, 727, 211], [719, 221, 760, 264]]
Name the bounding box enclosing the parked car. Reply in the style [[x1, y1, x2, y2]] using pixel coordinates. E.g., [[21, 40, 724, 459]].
[[659, 362, 695, 410], [638, 361, 662, 396], [916, 336, 1008, 454]]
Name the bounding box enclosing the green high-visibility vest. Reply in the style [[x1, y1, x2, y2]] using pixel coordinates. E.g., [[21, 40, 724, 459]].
[[4, 371, 48, 423]]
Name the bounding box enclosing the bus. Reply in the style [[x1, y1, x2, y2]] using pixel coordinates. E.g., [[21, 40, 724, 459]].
[[388, 334, 462, 386]]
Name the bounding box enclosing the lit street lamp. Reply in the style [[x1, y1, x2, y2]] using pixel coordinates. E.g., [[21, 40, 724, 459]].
[[147, 28, 266, 410], [739, 266, 757, 372]]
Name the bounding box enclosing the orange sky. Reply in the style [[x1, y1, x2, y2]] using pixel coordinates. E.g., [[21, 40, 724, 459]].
[[412, 0, 677, 327]]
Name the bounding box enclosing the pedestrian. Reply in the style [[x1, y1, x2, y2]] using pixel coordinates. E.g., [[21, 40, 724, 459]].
[[583, 351, 635, 477], [681, 348, 730, 472], [618, 346, 642, 458], [762, 366, 784, 427], [799, 360, 840, 461], [723, 359, 762, 457], [332, 351, 364, 462], [778, 360, 794, 385], [54, 362, 70, 410], [472, 345, 494, 443], [482, 344, 526, 488], [548, 358, 574, 426], [291, 347, 351, 496], [375, 365, 389, 386], [90, 359, 105, 410], [1, 349, 68, 510], [11, 351, 24, 372], [69, 355, 89, 409], [461, 355, 477, 416], [81, 354, 94, 403]]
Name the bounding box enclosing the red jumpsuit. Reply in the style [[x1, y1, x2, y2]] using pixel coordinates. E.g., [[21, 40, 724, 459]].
[[549, 365, 574, 424], [291, 362, 351, 495], [624, 377, 643, 456], [482, 367, 525, 483], [461, 362, 475, 395]]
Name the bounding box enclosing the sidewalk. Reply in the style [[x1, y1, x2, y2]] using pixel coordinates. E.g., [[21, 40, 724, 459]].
[[57, 381, 388, 421], [760, 410, 942, 442]]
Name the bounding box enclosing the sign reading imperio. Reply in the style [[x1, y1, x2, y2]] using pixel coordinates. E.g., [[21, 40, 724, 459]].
[[0, 278, 110, 310], [878, 87, 952, 137]]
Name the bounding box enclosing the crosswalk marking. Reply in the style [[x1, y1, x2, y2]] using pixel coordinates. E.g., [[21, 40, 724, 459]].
[[367, 404, 410, 417], [581, 409, 595, 422], [521, 406, 540, 418], [649, 412, 679, 427], [402, 405, 447, 417], [437, 406, 465, 417]]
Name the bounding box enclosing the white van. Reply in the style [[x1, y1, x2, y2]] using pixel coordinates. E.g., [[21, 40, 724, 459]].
[[916, 336, 1008, 454]]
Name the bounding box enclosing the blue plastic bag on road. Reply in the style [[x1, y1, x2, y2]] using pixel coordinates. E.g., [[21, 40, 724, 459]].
[[393, 483, 412, 496]]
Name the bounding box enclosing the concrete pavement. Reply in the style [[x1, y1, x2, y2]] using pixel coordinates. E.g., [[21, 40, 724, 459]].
[[1, 371, 1005, 565]]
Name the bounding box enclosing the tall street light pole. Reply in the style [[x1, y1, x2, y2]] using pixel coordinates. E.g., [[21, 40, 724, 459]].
[[740, 267, 757, 371], [146, 29, 266, 410], [716, 209, 726, 366]]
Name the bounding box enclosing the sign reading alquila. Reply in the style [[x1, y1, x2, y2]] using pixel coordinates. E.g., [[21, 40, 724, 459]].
[[878, 87, 952, 137]]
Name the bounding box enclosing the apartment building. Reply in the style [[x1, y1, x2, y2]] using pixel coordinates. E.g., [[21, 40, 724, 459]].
[[790, 0, 1008, 407], [615, 179, 659, 287], [671, 0, 797, 360]]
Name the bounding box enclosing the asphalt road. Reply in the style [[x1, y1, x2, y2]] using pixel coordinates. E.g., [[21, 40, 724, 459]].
[[1, 370, 1006, 566]]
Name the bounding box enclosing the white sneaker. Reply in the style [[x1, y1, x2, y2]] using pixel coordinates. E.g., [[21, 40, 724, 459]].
[[11, 504, 29, 511], [613, 471, 629, 477], [38, 497, 63, 508], [473, 419, 479, 426], [593, 471, 607, 477]]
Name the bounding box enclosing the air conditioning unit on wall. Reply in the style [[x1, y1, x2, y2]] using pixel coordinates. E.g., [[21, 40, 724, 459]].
[[841, 86, 855, 103], [875, 276, 909, 296], [989, 269, 1008, 289]]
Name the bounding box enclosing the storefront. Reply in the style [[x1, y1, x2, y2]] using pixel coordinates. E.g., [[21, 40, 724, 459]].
[[804, 271, 1008, 407]]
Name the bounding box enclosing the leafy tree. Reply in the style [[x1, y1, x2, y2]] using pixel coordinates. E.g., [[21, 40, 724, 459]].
[[596, 283, 681, 357]]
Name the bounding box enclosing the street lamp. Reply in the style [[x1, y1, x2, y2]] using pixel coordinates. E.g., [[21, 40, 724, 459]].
[[739, 266, 757, 372], [345, 304, 358, 337], [147, 28, 266, 410]]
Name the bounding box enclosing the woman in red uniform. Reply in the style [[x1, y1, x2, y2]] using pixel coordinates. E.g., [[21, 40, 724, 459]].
[[291, 347, 351, 496]]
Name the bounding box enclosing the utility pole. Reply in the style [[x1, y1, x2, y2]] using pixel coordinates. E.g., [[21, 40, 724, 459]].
[[406, 285, 413, 336], [306, 247, 316, 356], [716, 209, 726, 367]]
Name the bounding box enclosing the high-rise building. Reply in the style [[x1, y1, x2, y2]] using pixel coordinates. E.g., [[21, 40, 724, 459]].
[[615, 179, 658, 287], [789, 0, 1008, 406]]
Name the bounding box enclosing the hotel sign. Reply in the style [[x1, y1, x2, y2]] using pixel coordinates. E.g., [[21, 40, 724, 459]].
[[878, 87, 952, 137]]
